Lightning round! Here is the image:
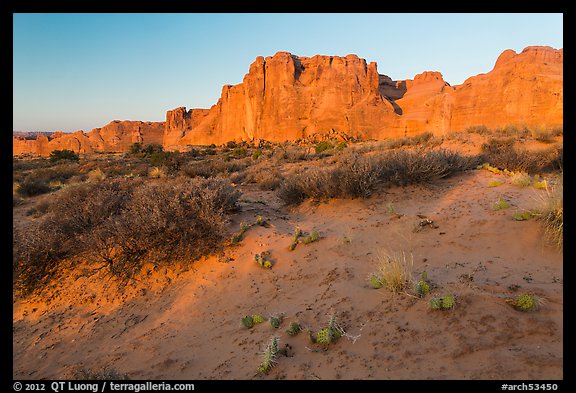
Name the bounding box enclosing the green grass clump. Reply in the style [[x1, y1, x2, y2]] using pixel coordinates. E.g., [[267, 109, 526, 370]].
[[288, 227, 301, 251], [415, 271, 430, 297], [257, 337, 279, 374], [253, 314, 266, 324], [492, 198, 510, 210], [513, 211, 533, 221], [242, 315, 254, 328], [478, 163, 502, 175], [302, 230, 320, 244], [488, 180, 504, 187], [429, 294, 455, 310], [286, 321, 301, 336]]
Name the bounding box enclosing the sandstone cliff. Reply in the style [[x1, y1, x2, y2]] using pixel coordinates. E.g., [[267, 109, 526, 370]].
[[13, 121, 165, 156], [14, 46, 562, 155]]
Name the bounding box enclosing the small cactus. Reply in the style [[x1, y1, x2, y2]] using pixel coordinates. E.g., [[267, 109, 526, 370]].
[[289, 227, 302, 251], [263, 260, 273, 269], [429, 294, 455, 311], [253, 314, 266, 324], [303, 230, 320, 244], [441, 294, 455, 309], [242, 315, 254, 328], [369, 273, 384, 289], [256, 215, 263, 225], [315, 328, 332, 344], [257, 337, 279, 374], [255, 252, 273, 269], [415, 271, 430, 297], [286, 321, 301, 336], [513, 294, 541, 312], [270, 315, 282, 329]]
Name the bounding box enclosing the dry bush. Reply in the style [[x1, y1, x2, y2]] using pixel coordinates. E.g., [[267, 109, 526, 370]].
[[88, 168, 107, 182], [181, 157, 252, 179], [481, 139, 562, 173], [533, 174, 563, 249], [244, 165, 284, 190], [16, 179, 52, 197], [465, 125, 492, 135], [278, 149, 478, 204], [377, 250, 414, 293], [13, 177, 240, 294]]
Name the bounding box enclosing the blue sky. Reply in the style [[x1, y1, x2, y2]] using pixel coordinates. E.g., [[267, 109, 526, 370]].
[[13, 13, 563, 133]]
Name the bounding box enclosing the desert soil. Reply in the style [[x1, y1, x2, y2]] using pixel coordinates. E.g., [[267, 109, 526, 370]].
[[13, 168, 562, 380]]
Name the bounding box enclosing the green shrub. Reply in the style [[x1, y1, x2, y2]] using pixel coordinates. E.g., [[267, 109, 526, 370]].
[[16, 179, 52, 197], [429, 294, 456, 310], [49, 149, 79, 162], [315, 141, 334, 154], [492, 199, 510, 210]]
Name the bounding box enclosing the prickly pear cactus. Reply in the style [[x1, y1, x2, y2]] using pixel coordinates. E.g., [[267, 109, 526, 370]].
[[369, 273, 384, 289], [416, 271, 430, 297], [441, 294, 455, 309], [242, 315, 254, 328], [257, 337, 279, 374], [263, 260, 273, 269], [315, 328, 332, 344], [429, 297, 443, 310], [286, 321, 301, 336], [252, 314, 266, 324], [270, 316, 282, 329], [515, 294, 537, 311]]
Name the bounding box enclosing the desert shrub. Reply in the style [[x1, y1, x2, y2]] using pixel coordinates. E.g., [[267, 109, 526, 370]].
[[24, 164, 80, 185], [510, 172, 533, 187], [49, 149, 79, 162], [16, 179, 52, 197], [533, 174, 562, 249], [252, 149, 263, 160], [315, 141, 334, 154], [148, 166, 166, 178], [181, 157, 251, 179], [14, 177, 240, 294], [278, 149, 478, 204], [376, 250, 413, 293], [129, 142, 142, 155], [382, 132, 435, 149], [245, 166, 283, 190], [530, 129, 556, 143], [72, 367, 129, 380], [481, 138, 562, 174], [88, 168, 107, 182], [493, 125, 529, 138], [465, 125, 491, 135]]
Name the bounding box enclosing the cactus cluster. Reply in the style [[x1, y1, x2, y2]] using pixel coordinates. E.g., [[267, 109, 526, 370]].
[[231, 216, 266, 244], [303, 230, 320, 244], [289, 227, 302, 251], [257, 337, 279, 375], [255, 251, 273, 269], [241, 315, 254, 328], [313, 313, 344, 345], [286, 321, 301, 336], [513, 294, 541, 312], [415, 271, 430, 297], [270, 315, 283, 329], [252, 314, 266, 324], [429, 294, 455, 310]]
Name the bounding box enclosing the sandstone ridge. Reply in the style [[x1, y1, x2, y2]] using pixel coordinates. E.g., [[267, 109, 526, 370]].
[[14, 46, 562, 155]]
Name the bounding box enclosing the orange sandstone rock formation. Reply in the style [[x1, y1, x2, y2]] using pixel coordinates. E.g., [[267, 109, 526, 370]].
[[13, 121, 165, 156], [165, 46, 562, 147], [13, 46, 562, 155]]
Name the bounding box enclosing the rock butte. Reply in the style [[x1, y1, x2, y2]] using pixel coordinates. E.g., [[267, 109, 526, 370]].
[[13, 46, 562, 156]]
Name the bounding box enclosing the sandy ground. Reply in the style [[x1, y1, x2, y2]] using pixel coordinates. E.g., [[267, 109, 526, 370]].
[[13, 168, 562, 380]]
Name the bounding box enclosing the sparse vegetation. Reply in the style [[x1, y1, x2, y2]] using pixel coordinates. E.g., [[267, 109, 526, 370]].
[[313, 313, 344, 345], [72, 367, 129, 380], [288, 227, 301, 251], [415, 271, 430, 297], [257, 337, 279, 374], [508, 294, 543, 312], [510, 172, 533, 187], [286, 321, 301, 336], [270, 315, 282, 329], [255, 252, 273, 269], [302, 230, 320, 244], [488, 180, 504, 187], [492, 198, 510, 210], [513, 211, 533, 221], [429, 294, 456, 310], [532, 173, 562, 248], [242, 315, 254, 328], [368, 273, 384, 289], [13, 177, 240, 294], [376, 250, 413, 293], [49, 149, 79, 162]]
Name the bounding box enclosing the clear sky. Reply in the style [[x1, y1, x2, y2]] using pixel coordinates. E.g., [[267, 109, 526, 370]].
[[13, 13, 563, 133]]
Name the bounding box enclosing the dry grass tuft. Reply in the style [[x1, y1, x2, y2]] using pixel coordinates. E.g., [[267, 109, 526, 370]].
[[376, 250, 414, 293]]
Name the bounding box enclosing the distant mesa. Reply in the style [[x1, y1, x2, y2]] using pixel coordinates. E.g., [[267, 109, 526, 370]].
[[13, 46, 563, 156]]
